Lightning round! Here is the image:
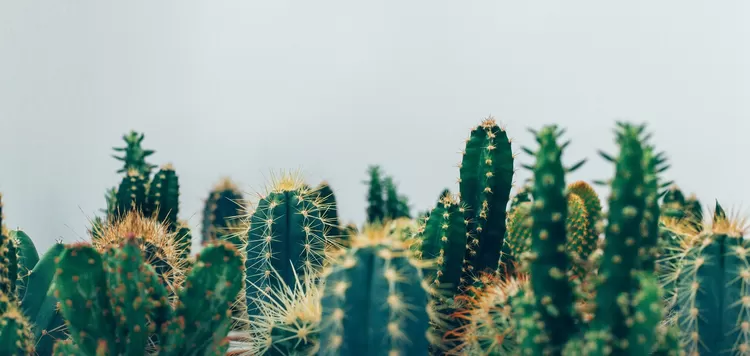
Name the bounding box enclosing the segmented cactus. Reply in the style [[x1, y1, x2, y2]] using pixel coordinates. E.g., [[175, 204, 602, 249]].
[[145, 164, 181, 230], [202, 178, 246, 244], [112, 130, 157, 176], [668, 205, 750, 355], [245, 173, 329, 317], [459, 117, 514, 281], [318, 224, 432, 356], [51, 237, 243, 355]]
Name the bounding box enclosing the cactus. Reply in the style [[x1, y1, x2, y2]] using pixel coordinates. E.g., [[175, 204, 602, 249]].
[[202, 178, 246, 244], [667, 203, 750, 355], [145, 164, 181, 230], [115, 169, 149, 219], [0, 229, 18, 302], [316, 182, 343, 243], [318, 224, 432, 356], [459, 117, 514, 280], [521, 125, 580, 352], [245, 173, 329, 317], [51, 237, 243, 355], [112, 130, 157, 176], [0, 305, 35, 355], [365, 165, 386, 224], [383, 176, 411, 220]]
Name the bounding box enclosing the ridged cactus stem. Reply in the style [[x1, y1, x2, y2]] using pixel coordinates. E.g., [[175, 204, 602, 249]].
[[524, 125, 578, 352], [146, 164, 180, 230], [319, 226, 431, 356], [459, 116, 514, 280], [246, 175, 328, 317]]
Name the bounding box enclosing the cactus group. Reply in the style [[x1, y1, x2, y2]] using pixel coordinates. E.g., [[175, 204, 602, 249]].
[[0, 118, 744, 356]]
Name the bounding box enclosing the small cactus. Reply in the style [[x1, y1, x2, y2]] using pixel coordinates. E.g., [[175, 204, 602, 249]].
[[0, 305, 35, 356], [145, 164, 181, 230], [202, 178, 246, 244]]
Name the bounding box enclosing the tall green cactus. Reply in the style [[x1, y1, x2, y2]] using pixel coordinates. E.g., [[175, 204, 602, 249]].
[[145, 164, 181, 230], [319, 225, 431, 356], [245, 174, 328, 317], [0, 305, 35, 355], [51, 237, 242, 355], [459, 117, 514, 280], [112, 130, 157, 176], [202, 178, 246, 244], [115, 169, 149, 219], [521, 125, 579, 352], [316, 182, 343, 243]]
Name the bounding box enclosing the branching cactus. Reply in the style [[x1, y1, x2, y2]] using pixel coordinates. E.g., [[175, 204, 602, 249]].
[[245, 173, 330, 317], [459, 116, 514, 281], [51, 237, 243, 355], [112, 130, 157, 176], [318, 224, 433, 356], [145, 164, 181, 231], [669, 204, 750, 355], [202, 178, 246, 245]]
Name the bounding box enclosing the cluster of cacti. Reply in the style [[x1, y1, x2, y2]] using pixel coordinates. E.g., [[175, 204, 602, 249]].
[[51, 236, 243, 355], [1, 117, 746, 356], [365, 165, 412, 223]]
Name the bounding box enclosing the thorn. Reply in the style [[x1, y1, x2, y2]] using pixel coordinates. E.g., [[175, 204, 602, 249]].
[[566, 159, 587, 173], [598, 151, 615, 162]]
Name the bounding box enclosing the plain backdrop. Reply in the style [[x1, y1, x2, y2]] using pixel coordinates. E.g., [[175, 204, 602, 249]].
[[1, 1, 748, 252]]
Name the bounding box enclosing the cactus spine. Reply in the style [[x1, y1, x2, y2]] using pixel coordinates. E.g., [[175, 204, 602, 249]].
[[245, 173, 328, 317], [319, 225, 431, 356], [459, 117, 514, 280]]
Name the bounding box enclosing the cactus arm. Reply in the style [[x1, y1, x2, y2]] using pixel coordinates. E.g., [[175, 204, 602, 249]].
[[418, 195, 468, 297], [626, 273, 664, 355], [10, 230, 40, 297], [145, 165, 181, 230]]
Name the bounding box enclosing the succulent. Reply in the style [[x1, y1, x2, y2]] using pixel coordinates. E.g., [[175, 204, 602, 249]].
[[0, 305, 35, 355], [315, 182, 343, 244], [115, 169, 149, 220], [365, 165, 386, 224], [51, 237, 243, 355], [145, 164, 181, 231], [112, 130, 157, 176], [202, 178, 246, 245], [318, 224, 433, 356], [245, 173, 330, 317], [459, 117, 515, 282]]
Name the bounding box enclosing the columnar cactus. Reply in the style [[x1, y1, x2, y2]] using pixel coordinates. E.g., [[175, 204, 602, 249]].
[[112, 130, 157, 176], [459, 117, 514, 281], [145, 164, 181, 230], [318, 225, 432, 356], [202, 178, 246, 244], [51, 237, 243, 355], [365, 165, 386, 224], [115, 169, 149, 219], [668, 204, 750, 355], [416, 193, 469, 299], [245, 174, 329, 317], [316, 182, 343, 243], [521, 125, 579, 351]]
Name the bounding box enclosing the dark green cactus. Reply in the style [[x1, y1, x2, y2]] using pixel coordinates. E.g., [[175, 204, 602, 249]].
[[365, 165, 386, 224], [202, 178, 246, 244], [245, 177, 328, 317], [383, 176, 411, 220], [417, 193, 469, 299], [669, 203, 750, 355], [51, 237, 243, 356], [9, 230, 39, 298], [459, 117, 514, 280], [174, 222, 192, 260], [0, 228, 18, 301], [145, 164, 181, 230], [115, 169, 149, 219], [316, 182, 343, 242], [319, 225, 431, 356]]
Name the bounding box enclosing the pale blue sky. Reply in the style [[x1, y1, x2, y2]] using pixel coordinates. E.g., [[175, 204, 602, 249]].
[[1, 1, 748, 251]]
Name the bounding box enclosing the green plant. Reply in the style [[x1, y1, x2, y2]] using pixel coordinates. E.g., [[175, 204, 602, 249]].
[[202, 178, 246, 245], [245, 173, 330, 317], [318, 225, 433, 356], [365, 165, 386, 224], [459, 117, 515, 281], [51, 237, 243, 355], [145, 164, 181, 231], [315, 182, 344, 244]]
